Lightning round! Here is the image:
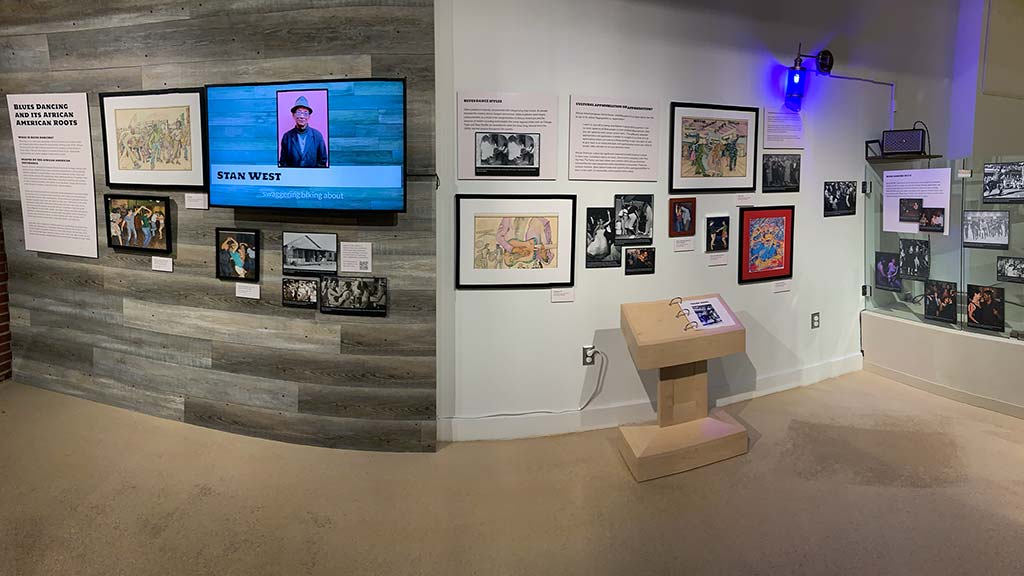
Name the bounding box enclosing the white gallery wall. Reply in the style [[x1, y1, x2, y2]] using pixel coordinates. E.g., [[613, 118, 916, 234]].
[[435, 0, 959, 441]]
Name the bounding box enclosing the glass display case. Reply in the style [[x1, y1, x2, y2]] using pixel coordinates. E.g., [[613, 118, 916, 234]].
[[865, 155, 1024, 338]]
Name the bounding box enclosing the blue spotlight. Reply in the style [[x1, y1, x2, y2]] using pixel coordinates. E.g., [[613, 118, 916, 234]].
[[785, 59, 806, 111]]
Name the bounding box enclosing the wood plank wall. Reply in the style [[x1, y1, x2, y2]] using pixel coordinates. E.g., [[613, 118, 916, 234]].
[[0, 0, 437, 452]]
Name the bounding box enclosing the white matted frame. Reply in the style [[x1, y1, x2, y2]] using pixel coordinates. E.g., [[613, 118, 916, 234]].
[[456, 194, 576, 289], [669, 102, 759, 194], [98, 88, 207, 189]]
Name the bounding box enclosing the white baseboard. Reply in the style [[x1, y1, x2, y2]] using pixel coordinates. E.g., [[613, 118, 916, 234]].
[[440, 353, 863, 442]]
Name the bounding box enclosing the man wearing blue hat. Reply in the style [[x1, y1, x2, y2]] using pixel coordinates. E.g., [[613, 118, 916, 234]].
[[279, 95, 328, 168]]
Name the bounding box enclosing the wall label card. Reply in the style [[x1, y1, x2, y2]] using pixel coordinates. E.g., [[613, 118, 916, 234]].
[[236, 283, 261, 299], [339, 241, 373, 273], [185, 193, 209, 210], [569, 95, 659, 181], [673, 237, 695, 252], [736, 193, 755, 206], [764, 111, 804, 149], [772, 279, 792, 293], [151, 256, 173, 272], [457, 92, 558, 180], [708, 253, 729, 267], [550, 287, 575, 303], [6, 93, 98, 258], [882, 168, 952, 235]]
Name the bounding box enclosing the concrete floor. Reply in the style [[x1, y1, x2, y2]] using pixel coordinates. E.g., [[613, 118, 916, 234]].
[[1, 371, 1023, 575]]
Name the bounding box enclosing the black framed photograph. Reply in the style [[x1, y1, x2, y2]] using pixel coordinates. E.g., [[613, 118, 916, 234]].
[[966, 284, 1004, 332], [98, 88, 206, 188], [614, 194, 654, 246], [899, 198, 923, 222], [475, 132, 539, 177], [585, 207, 620, 268], [874, 251, 902, 292], [983, 161, 1024, 203], [706, 215, 730, 252], [624, 247, 655, 275], [104, 194, 172, 254], [924, 280, 958, 324], [320, 276, 388, 316], [918, 207, 945, 233], [997, 256, 1024, 284], [963, 210, 1009, 249], [761, 153, 800, 193], [738, 206, 795, 285], [669, 102, 758, 193], [823, 181, 857, 217], [215, 228, 260, 282], [282, 277, 319, 309], [899, 238, 930, 281], [456, 194, 576, 289], [282, 232, 337, 276]]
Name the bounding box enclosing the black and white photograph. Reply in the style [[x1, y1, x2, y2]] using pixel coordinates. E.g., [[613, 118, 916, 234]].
[[874, 251, 902, 292], [963, 210, 1010, 249], [624, 247, 655, 275], [918, 207, 945, 233], [983, 161, 1024, 203], [996, 256, 1024, 284], [474, 132, 539, 177], [899, 238, 930, 280], [899, 198, 923, 222], [319, 276, 388, 316], [585, 207, 620, 268], [823, 181, 857, 217], [924, 280, 958, 324], [706, 215, 730, 252], [692, 302, 723, 326], [282, 232, 337, 276], [282, 278, 319, 309], [614, 194, 654, 246], [761, 153, 800, 193], [966, 284, 1004, 332]]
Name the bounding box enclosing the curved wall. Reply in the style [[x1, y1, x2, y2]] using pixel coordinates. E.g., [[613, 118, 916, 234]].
[[0, 1, 437, 451]]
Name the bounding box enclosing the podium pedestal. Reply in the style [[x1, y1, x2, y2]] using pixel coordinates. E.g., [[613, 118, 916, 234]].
[[618, 295, 748, 482]]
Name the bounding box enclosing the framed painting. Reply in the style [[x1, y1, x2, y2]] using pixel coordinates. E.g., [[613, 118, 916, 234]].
[[738, 205, 795, 285], [456, 194, 576, 289], [98, 88, 207, 188], [215, 228, 260, 282], [669, 102, 759, 193], [668, 197, 696, 237], [104, 194, 173, 254]]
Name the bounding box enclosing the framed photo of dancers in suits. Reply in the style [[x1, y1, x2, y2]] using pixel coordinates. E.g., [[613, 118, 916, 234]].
[[737, 205, 794, 285]]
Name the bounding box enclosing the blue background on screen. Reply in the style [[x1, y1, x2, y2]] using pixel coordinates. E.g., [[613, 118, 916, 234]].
[[206, 80, 405, 211]]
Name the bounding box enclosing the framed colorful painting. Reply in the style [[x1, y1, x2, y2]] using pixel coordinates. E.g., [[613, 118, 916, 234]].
[[456, 194, 576, 289], [669, 102, 759, 194], [738, 205, 794, 285], [98, 88, 207, 188]]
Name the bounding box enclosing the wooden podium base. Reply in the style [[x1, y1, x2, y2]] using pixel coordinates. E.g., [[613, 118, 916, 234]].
[[616, 409, 748, 482]]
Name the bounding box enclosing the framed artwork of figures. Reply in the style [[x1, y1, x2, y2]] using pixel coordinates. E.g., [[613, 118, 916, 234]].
[[669, 102, 759, 193], [737, 205, 795, 285]]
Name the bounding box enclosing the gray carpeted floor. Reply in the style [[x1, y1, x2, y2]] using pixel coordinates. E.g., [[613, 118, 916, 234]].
[[1, 371, 1023, 575]]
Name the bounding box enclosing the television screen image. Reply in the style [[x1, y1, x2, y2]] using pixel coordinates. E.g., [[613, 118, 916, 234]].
[[206, 79, 405, 212]]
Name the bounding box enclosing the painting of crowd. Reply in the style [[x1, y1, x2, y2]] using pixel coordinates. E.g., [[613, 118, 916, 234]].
[[115, 106, 192, 171]]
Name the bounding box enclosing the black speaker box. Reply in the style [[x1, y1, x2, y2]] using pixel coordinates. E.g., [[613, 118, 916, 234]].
[[881, 129, 926, 156]]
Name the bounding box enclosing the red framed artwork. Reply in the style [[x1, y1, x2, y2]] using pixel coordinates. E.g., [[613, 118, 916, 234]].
[[738, 205, 795, 285], [668, 197, 696, 237]]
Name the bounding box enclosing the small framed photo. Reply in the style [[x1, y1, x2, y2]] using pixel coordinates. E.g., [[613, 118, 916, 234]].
[[585, 207, 620, 268], [966, 284, 1004, 332], [282, 232, 337, 276], [624, 247, 655, 275], [823, 181, 857, 217], [899, 239, 930, 281], [899, 198, 923, 222], [738, 205, 795, 285], [475, 132, 539, 177], [918, 207, 945, 233], [215, 228, 260, 282], [983, 162, 1024, 203], [962, 210, 1009, 249], [874, 251, 902, 293], [456, 194, 576, 289], [924, 280, 958, 324], [997, 256, 1024, 284], [668, 197, 696, 237], [705, 215, 730, 252], [98, 88, 206, 188], [104, 194, 172, 254], [320, 276, 388, 316], [762, 153, 800, 193], [614, 194, 654, 246], [282, 277, 319, 309], [669, 102, 758, 193]]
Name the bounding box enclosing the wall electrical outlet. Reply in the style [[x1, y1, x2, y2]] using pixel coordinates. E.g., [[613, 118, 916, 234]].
[[582, 345, 596, 366], [811, 312, 821, 330]]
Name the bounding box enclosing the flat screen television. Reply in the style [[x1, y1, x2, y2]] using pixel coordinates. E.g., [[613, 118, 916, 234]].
[[205, 78, 405, 212]]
